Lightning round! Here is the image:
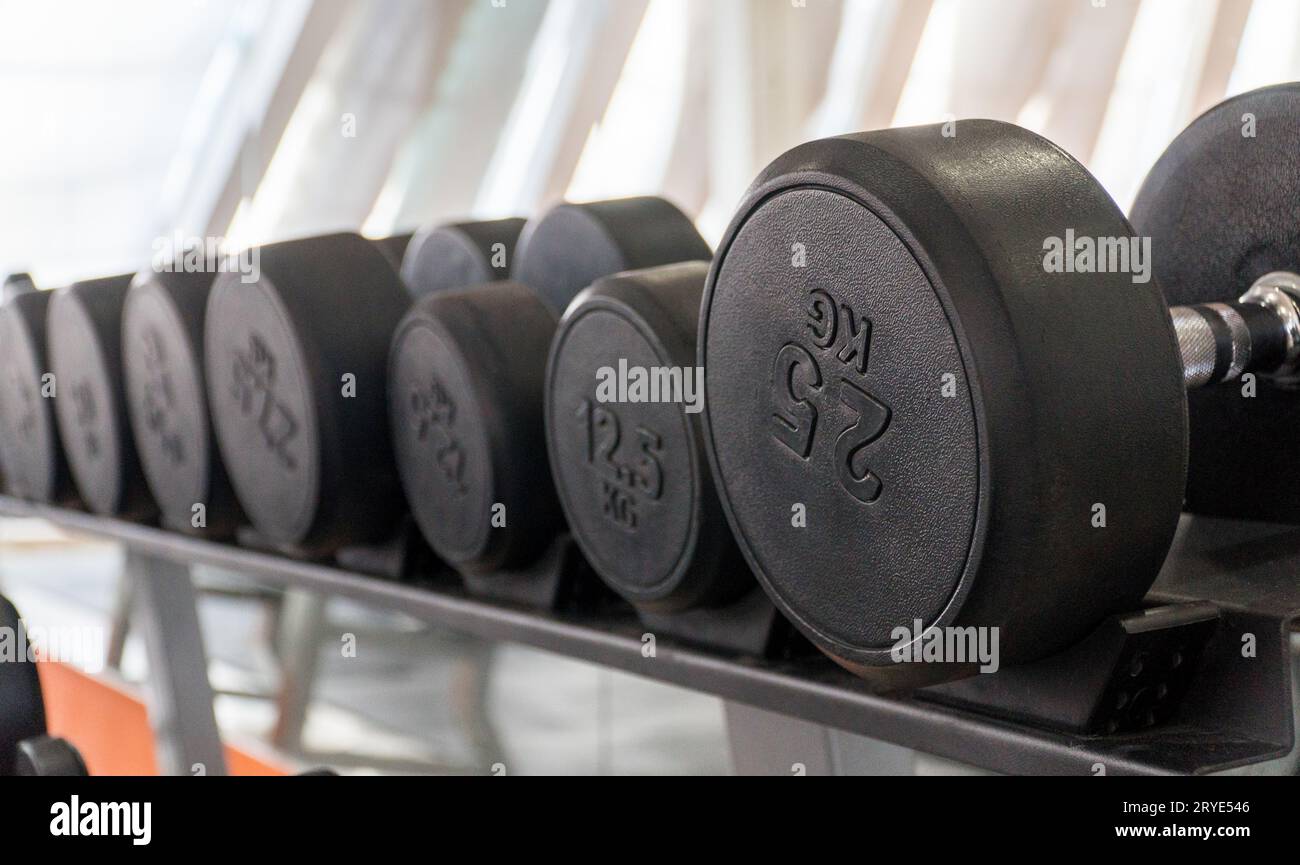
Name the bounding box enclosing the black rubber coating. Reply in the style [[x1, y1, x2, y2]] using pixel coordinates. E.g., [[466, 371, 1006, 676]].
[[2, 273, 36, 304], [0, 291, 78, 504], [122, 269, 244, 536], [546, 262, 751, 613], [14, 735, 88, 777], [371, 234, 414, 275], [47, 276, 157, 519], [1131, 83, 1300, 523], [513, 197, 712, 316], [204, 233, 409, 554], [700, 121, 1187, 675], [389, 282, 562, 574], [0, 595, 45, 777], [391, 198, 712, 578], [400, 218, 525, 297]]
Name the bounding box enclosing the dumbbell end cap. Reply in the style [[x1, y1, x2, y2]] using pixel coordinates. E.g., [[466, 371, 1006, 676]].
[[1239, 271, 1300, 381]]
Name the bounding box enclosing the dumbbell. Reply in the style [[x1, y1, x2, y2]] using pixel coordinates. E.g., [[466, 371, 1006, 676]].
[[698, 94, 1300, 683], [0, 290, 79, 505], [121, 230, 492, 541], [201, 233, 407, 555], [389, 196, 712, 576], [121, 261, 245, 536], [202, 225, 522, 556], [371, 233, 414, 274], [46, 276, 157, 518], [0, 593, 86, 777], [516, 198, 711, 317], [1131, 82, 1300, 524], [544, 262, 751, 612], [0, 594, 46, 776], [0, 275, 36, 493], [2, 273, 36, 304], [14, 735, 89, 776], [401, 218, 526, 297]]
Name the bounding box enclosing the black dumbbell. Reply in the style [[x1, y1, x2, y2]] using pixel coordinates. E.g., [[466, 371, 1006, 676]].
[[119, 229, 495, 542], [0, 290, 79, 505], [696, 103, 1300, 682], [0, 275, 36, 493], [202, 233, 410, 555], [401, 218, 526, 297], [2, 273, 36, 304], [371, 233, 414, 274], [121, 262, 245, 536], [1131, 82, 1300, 524], [545, 262, 751, 612], [514, 197, 712, 316], [47, 276, 157, 519], [389, 196, 711, 576], [15, 735, 89, 777], [200, 223, 522, 556], [0, 595, 46, 777]]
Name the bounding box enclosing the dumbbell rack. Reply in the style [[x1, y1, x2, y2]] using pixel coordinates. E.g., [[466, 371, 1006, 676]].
[[1, 494, 1296, 776]]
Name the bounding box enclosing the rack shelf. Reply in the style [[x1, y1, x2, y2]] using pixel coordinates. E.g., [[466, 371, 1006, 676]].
[[2, 495, 1295, 776]]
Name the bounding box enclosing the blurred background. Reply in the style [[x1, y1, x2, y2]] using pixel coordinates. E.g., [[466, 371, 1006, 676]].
[[4, 0, 1299, 285], [1, 0, 1298, 774]]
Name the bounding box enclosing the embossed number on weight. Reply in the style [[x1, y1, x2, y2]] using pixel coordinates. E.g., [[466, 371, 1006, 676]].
[[71, 381, 100, 460], [575, 400, 665, 531], [409, 377, 467, 495], [5, 366, 36, 439], [770, 343, 822, 459], [142, 328, 185, 465], [769, 287, 892, 504], [834, 380, 889, 503], [231, 335, 299, 470], [631, 429, 663, 500]]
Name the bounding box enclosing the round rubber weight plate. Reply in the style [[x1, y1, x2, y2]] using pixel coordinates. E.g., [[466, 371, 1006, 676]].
[[402, 228, 495, 296], [122, 280, 211, 528], [0, 301, 59, 501], [389, 320, 493, 564], [1132, 84, 1300, 522], [514, 198, 712, 316], [1132, 83, 1300, 306], [547, 305, 696, 601], [401, 219, 525, 297], [704, 187, 979, 653], [48, 294, 125, 516], [205, 279, 319, 544]]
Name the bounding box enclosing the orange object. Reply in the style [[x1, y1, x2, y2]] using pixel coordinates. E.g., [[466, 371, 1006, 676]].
[[37, 661, 287, 776]]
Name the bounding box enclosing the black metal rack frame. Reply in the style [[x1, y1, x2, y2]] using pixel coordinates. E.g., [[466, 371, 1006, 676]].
[[1, 495, 1296, 776]]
